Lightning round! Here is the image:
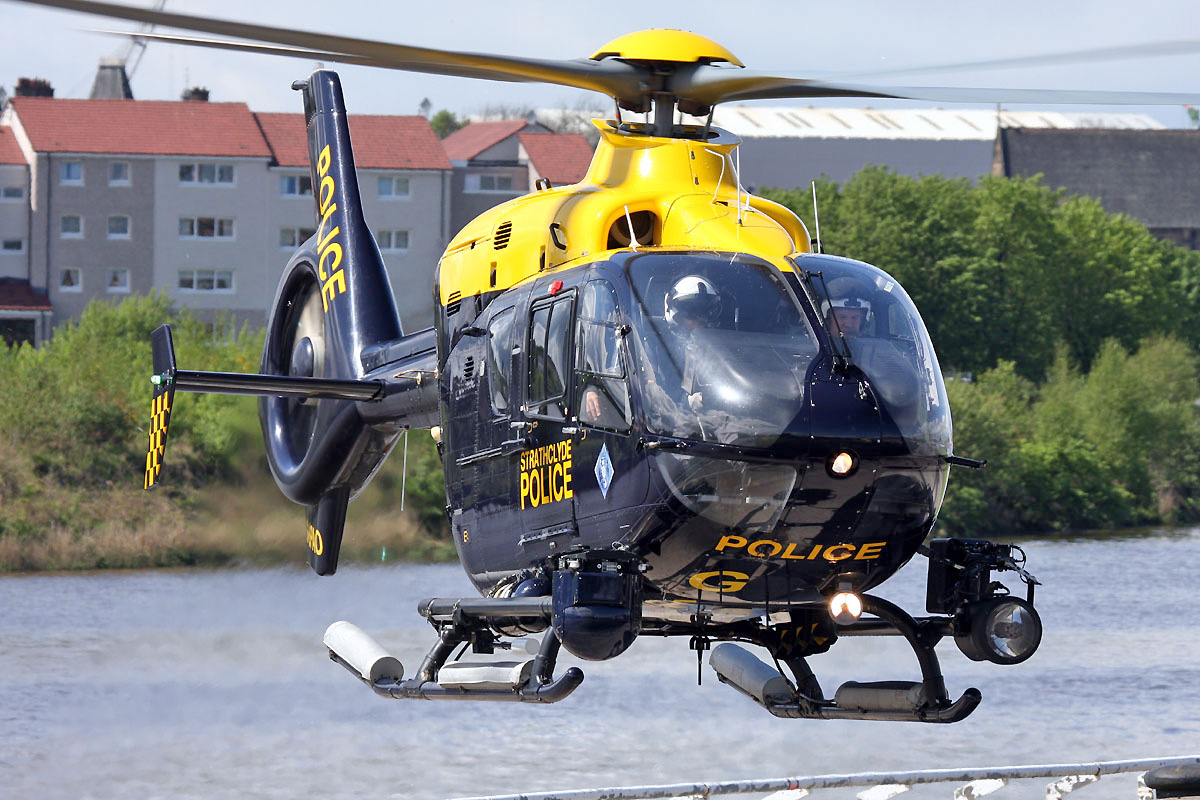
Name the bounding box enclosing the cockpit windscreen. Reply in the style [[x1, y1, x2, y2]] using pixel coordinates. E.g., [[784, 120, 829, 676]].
[[625, 252, 818, 448]]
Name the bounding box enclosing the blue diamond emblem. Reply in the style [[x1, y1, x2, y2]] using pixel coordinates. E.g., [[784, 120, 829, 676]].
[[594, 442, 614, 499]]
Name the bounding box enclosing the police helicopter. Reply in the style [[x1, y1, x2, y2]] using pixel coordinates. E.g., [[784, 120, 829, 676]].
[[23, 0, 1200, 723]]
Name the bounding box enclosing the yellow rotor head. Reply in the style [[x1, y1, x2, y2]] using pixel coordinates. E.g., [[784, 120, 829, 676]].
[[590, 29, 744, 67]]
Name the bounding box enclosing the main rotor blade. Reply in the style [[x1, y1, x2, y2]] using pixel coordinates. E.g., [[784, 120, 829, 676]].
[[675, 69, 1200, 107], [10, 0, 646, 99], [95, 30, 528, 82], [834, 39, 1200, 82]]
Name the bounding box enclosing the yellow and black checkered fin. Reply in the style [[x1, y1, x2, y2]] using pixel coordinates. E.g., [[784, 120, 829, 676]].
[[144, 324, 178, 490], [144, 387, 175, 489]]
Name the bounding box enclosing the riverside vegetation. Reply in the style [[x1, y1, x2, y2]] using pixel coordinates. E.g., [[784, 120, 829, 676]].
[[4, 169, 1200, 570], [0, 294, 451, 570]]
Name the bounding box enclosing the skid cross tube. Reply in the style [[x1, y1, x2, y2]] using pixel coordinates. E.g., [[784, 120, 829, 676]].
[[346, 596, 580, 703]]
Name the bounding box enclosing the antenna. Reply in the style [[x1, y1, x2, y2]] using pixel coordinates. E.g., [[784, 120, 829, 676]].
[[623, 205, 640, 251], [811, 181, 822, 254]]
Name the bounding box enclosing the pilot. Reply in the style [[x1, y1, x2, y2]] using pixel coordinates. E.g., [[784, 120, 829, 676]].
[[825, 276, 922, 414], [825, 278, 873, 339], [662, 275, 724, 413], [666, 275, 723, 334]]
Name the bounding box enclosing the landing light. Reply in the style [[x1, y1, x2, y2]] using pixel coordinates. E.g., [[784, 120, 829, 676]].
[[955, 597, 1042, 665], [829, 451, 856, 477], [829, 591, 863, 625]]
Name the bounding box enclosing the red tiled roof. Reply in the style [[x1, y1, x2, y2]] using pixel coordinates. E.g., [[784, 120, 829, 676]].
[[0, 280, 52, 311], [519, 132, 594, 185], [442, 120, 531, 161], [0, 127, 26, 165], [255, 112, 450, 170], [9, 97, 272, 158]]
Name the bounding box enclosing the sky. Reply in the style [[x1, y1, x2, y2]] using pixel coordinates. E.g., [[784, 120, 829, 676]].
[[3, 0, 1200, 127]]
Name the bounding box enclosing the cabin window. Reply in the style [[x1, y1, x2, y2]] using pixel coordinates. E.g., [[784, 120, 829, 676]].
[[526, 294, 573, 420], [577, 280, 631, 432], [487, 306, 515, 415]]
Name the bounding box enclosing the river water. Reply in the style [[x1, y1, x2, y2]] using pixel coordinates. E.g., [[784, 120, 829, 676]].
[[2, 529, 1199, 800]]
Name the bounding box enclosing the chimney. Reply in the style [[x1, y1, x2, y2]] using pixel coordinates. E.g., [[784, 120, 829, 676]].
[[181, 86, 210, 102], [89, 58, 134, 100], [15, 77, 53, 98]]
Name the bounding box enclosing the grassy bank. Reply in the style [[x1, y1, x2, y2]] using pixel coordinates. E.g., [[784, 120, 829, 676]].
[[0, 454, 456, 572], [0, 295, 454, 572]]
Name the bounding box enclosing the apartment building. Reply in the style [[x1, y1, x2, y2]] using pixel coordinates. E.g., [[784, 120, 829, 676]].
[[0, 95, 451, 340], [0, 124, 52, 346]]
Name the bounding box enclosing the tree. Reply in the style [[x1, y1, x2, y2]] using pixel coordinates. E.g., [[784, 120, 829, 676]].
[[430, 109, 467, 139]]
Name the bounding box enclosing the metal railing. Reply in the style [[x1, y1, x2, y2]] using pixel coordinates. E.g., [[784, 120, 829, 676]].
[[450, 755, 1200, 800]]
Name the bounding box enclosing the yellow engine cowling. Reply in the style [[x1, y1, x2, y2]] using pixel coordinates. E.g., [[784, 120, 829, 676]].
[[437, 121, 810, 305]]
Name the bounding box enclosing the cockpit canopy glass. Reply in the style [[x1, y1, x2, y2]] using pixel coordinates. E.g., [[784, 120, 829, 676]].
[[796, 254, 952, 454], [625, 252, 819, 449]]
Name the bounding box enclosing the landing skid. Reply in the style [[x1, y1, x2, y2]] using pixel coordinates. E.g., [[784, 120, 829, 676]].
[[696, 595, 981, 723], [325, 597, 581, 703], [325, 593, 980, 722]]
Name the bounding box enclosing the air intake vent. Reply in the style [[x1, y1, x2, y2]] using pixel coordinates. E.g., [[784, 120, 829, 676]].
[[446, 290, 462, 316], [494, 221, 513, 250], [463, 356, 475, 380]]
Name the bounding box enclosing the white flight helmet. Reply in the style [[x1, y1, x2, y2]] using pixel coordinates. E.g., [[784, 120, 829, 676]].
[[665, 275, 722, 326]]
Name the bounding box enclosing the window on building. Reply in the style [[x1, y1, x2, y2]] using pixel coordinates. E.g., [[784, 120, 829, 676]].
[[466, 173, 516, 193], [178, 269, 234, 292], [377, 176, 411, 198], [280, 227, 316, 248], [59, 268, 82, 291], [178, 217, 235, 239], [281, 175, 313, 196], [2, 239, 25, 253], [374, 229, 409, 251], [60, 215, 83, 238], [106, 268, 130, 293], [107, 215, 131, 239], [60, 161, 83, 185], [481, 174, 513, 192], [109, 161, 131, 185], [1, 186, 24, 201], [179, 163, 235, 185]]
